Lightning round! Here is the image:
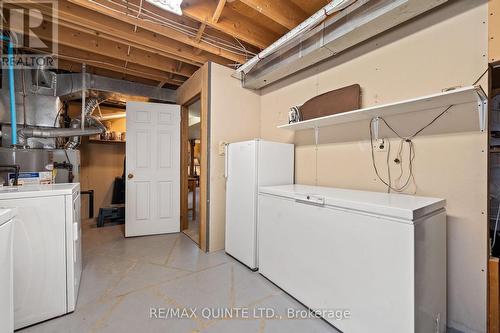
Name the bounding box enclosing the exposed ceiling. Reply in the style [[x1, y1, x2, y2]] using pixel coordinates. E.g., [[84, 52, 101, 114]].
[[3, 0, 330, 89]]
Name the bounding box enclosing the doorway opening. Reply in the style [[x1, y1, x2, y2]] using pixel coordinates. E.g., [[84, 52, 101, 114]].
[[181, 96, 202, 245], [75, 101, 127, 228]]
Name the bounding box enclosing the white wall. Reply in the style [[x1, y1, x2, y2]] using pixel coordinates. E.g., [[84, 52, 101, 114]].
[[209, 63, 261, 251], [258, 1, 488, 331]]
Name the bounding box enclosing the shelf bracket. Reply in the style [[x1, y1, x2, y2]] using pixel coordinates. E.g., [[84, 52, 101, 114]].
[[314, 126, 319, 145], [477, 96, 488, 132], [372, 117, 380, 140]]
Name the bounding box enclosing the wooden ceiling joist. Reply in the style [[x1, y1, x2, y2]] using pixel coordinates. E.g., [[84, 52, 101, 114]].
[[40, 23, 191, 77], [57, 20, 207, 72], [57, 59, 161, 87], [17, 1, 207, 67], [2, 4, 193, 80], [212, 0, 227, 23], [238, 0, 308, 30], [65, 0, 247, 64], [181, 0, 278, 49], [53, 45, 185, 86], [54, 20, 198, 76], [5, 0, 329, 89], [195, 22, 207, 42]]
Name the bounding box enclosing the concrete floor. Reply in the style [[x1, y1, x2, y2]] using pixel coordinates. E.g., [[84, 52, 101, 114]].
[[19, 222, 339, 333]]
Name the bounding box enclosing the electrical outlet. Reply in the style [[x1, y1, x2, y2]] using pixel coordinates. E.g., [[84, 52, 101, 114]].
[[374, 139, 387, 152]]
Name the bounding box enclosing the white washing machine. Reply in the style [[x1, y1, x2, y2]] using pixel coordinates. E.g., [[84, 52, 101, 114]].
[[0, 208, 15, 333], [0, 184, 82, 330]]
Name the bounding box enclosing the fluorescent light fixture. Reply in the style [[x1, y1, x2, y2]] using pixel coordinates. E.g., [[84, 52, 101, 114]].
[[145, 0, 183, 15]]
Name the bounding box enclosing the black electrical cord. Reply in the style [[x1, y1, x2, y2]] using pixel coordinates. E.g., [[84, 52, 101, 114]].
[[473, 67, 490, 86], [410, 105, 453, 139], [369, 118, 415, 192]]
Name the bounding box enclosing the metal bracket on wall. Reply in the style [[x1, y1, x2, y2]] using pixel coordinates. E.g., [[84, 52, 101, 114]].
[[372, 117, 380, 140], [477, 96, 488, 132]]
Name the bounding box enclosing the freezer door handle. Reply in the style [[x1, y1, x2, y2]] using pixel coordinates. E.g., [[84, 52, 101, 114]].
[[294, 194, 325, 206], [224, 144, 229, 179]]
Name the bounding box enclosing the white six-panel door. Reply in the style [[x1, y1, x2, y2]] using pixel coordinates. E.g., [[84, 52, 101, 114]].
[[125, 102, 180, 237]]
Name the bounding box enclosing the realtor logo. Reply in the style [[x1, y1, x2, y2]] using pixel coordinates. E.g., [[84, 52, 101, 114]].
[[0, 0, 58, 68]]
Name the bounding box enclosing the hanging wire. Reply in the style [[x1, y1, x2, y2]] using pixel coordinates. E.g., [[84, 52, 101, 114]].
[[89, 0, 256, 59], [369, 118, 416, 193]]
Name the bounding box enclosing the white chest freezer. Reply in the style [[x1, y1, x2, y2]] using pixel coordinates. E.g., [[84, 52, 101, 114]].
[[0, 208, 15, 333], [258, 185, 446, 333], [225, 139, 294, 270], [0, 184, 82, 330]]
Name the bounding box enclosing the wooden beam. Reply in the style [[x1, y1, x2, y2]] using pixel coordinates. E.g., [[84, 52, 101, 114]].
[[55, 19, 200, 75], [158, 78, 169, 88], [9, 15, 191, 79], [195, 22, 207, 42], [489, 257, 500, 333], [177, 65, 208, 251], [64, 0, 246, 64], [57, 59, 162, 86], [212, 0, 227, 23], [181, 0, 278, 49], [52, 28, 182, 78], [238, 0, 308, 30], [16, 0, 206, 67], [176, 61, 183, 74], [53, 45, 185, 86]]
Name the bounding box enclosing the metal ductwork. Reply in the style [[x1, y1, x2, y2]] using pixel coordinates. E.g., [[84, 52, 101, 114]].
[[56, 73, 176, 103], [65, 98, 107, 149], [17, 126, 102, 141], [238, 0, 449, 89], [0, 66, 176, 185], [1, 68, 176, 148], [17, 97, 106, 148]]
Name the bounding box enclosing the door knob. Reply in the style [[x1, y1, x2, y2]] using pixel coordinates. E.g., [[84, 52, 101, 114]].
[[127, 173, 134, 179]]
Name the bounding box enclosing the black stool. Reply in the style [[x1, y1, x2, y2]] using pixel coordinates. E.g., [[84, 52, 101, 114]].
[[97, 204, 125, 227]]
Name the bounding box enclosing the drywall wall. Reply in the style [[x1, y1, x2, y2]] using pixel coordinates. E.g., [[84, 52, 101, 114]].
[[259, 1, 488, 331], [209, 63, 261, 252], [79, 138, 125, 219]]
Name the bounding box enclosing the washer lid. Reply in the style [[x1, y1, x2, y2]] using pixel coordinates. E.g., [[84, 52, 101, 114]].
[[0, 208, 15, 226], [0, 183, 80, 199]]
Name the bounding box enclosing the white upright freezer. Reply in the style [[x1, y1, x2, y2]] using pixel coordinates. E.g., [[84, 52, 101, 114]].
[[0, 184, 82, 330], [258, 184, 447, 333], [0, 208, 15, 333], [225, 139, 294, 270]]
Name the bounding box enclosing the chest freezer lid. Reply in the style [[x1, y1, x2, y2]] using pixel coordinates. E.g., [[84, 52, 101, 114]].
[[0, 208, 15, 226], [259, 184, 445, 221], [0, 183, 80, 200]]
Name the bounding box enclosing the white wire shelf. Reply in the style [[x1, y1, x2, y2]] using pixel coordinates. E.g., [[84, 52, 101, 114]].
[[278, 85, 488, 132]]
